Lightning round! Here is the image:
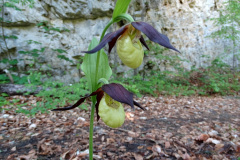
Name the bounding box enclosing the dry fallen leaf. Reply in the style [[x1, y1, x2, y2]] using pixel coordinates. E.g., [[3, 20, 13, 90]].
[[18, 149, 36, 160], [152, 144, 162, 154], [133, 153, 143, 160], [1, 95, 239, 159], [206, 138, 221, 145], [165, 141, 171, 148], [196, 134, 209, 141]]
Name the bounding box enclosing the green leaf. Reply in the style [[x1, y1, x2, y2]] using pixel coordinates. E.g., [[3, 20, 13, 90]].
[[57, 55, 73, 63], [9, 59, 18, 65], [112, 0, 132, 19], [81, 37, 112, 92], [53, 48, 67, 54], [1, 93, 9, 97]]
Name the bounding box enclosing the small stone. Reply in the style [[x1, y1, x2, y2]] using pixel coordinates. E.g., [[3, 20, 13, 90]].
[[11, 146, 16, 151], [29, 124, 37, 129], [209, 130, 218, 136], [77, 117, 85, 121], [206, 138, 221, 144], [2, 114, 9, 118], [126, 137, 132, 142]]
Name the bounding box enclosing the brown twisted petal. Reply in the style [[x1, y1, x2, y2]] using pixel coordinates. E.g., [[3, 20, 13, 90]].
[[95, 91, 104, 121], [139, 36, 150, 50], [131, 22, 180, 53], [102, 83, 144, 110], [82, 26, 128, 54], [52, 88, 103, 111]]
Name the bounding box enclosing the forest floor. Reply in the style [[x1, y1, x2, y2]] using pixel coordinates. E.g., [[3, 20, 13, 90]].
[[0, 95, 239, 160]]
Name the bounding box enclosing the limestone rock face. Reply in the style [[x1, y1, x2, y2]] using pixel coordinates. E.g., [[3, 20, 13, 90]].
[[141, 0, 230, 70], [0, 0, 236, 83], [44, 0, 114, 19]]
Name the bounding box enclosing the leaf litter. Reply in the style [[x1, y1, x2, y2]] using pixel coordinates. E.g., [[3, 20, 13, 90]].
[[0, 95, 239, 159]]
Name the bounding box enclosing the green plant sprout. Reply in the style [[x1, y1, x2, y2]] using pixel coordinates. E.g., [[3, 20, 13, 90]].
[[51, 0, 179, 159]]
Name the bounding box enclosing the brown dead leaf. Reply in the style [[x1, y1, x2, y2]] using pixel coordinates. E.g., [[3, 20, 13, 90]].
[[152, 144, 162, 154], [11, 146, 16, 151], [61, 148, 77, 160], [165, 141, 171, 148], [182, 152, 191, 160], [237, 145, 240, 153], [133, 153, 143, 160], [215, 143, 225, 151], [18, 149, 36, 160], [77, 149, 89, 158], [107, 138, 115, 144], [6, 154, 17, 160], [206, 138, 221, 144], [196, 134, 209, 141], [126, 112, 134, 121], [128, 131, 138, 137]]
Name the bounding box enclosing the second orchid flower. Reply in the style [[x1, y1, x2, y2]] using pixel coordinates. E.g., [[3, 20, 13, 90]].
[[83, 21, 180, 69]]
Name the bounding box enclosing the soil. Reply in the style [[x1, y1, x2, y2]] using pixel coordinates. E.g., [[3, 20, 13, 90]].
[[0, 95, 239, 160]]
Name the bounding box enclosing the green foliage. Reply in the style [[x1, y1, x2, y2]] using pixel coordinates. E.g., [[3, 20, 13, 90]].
[[13, 78, 89, 116], [0, 93, 10, 111], [52, 48, 73, 63], [37, 21, 70, 33], [113, 60, 240, 97], [0, 35, 18, 39], [81, 38, 112, 92], [209, 0, 240, 70], [19, 48, 45, 59], [3, 1, 22, 11], [210, 0, 240, 40], [112, 0, 132, 19]]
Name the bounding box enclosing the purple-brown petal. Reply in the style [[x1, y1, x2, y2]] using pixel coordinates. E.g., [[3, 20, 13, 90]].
[[102, 83, 135, 109], [82, 26, 128, 54], [95, 90, 104, 121], [51, 88, 102, 111], [108, 35, 119, 53], [131, 22, 180, 53], [133, 101, 144, 110], [140, 36, 150, 50]]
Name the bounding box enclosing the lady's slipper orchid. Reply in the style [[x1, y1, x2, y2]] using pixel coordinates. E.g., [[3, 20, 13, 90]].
[[52, 83, 143, 128], [83, 21, 180, 68]]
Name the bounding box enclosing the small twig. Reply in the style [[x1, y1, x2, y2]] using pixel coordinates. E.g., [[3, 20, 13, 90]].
[[4, 69, 14, 83], [173, 140, 195, 154], [114, 128, 130, 133]]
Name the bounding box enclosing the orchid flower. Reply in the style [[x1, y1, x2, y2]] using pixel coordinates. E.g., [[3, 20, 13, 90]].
[[52, 83, 143, 128], [83, 21, 180, 69]]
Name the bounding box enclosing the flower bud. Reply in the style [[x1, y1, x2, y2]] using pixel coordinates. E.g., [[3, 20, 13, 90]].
[[116, 34, 144, 69], [99, 93, 125, 128]]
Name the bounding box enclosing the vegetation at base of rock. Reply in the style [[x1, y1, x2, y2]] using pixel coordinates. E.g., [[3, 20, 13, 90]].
[[114, 59, 240, 97], [1, 55, 240, 116]]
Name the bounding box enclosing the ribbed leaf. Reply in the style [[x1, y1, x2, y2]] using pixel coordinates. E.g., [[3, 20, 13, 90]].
[[81, 38, 112, 92], [112, 0, 132, 19]]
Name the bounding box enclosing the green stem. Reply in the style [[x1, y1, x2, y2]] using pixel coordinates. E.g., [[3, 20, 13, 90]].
[[88, 14, 134, 159], [89, 98, 96, 160], [95, 19, 114, 81], [89, 19, 114, 160]]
